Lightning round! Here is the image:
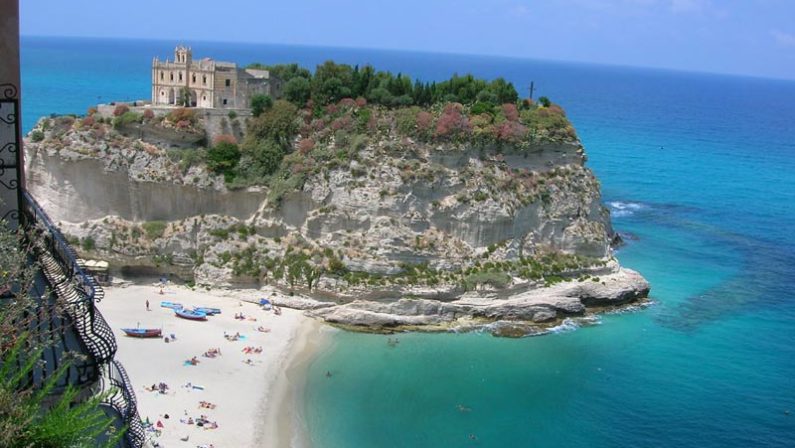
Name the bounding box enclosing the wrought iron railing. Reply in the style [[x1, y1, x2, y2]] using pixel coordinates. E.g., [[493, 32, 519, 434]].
[[101, 360, 145, 448], [22, 191, 117, 365]]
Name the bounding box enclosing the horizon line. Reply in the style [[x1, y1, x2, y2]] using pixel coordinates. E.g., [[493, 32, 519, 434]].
[[20, 33, 795, 84]]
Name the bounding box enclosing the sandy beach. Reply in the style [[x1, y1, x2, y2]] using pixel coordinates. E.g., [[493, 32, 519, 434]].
[[98, 281, 324, 448]]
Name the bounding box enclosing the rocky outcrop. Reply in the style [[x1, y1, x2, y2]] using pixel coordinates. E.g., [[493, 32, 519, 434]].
[[23, 110, 650, 333], [307, 267, 649, 333]]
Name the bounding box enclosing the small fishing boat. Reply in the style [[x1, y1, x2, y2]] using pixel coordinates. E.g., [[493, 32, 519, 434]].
[[160, 301, 183, 310], [193, 307, 221, 316], [121, 328, 162, 338], [175, 308, 208, 321]]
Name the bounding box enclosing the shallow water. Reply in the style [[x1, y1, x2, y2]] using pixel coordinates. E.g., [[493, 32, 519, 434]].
[[21, 36, 795, 447]]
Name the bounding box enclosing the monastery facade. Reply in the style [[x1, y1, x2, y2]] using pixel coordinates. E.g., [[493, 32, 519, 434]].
[[152, 46, 282, 109]]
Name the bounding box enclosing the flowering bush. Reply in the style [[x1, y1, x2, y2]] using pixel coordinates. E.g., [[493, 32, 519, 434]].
[[213, 134, 237, 145], [112, 104, 129, 116], [435, 103, 470, 139]]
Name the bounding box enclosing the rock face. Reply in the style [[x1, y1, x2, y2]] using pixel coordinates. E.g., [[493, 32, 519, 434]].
[[24, 112, 650, 332], [307, 267, 649, 331]]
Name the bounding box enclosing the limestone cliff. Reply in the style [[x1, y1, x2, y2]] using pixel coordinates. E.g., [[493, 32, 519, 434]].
[[24, 103, 649, 334]]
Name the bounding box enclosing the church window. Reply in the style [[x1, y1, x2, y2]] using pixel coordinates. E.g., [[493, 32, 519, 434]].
[[203, 75, 207, 85], [170, 72, 174, 81], [225, 79, 231, 87], [179, 72, 183, 81], [192, 74, 196, 83], [160, 71, 164, 80], [223, 98, 228, 105]]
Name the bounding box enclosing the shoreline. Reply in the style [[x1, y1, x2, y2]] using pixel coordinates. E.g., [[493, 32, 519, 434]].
[[259, 316, 334, 448], [97, 281, 321, 448]]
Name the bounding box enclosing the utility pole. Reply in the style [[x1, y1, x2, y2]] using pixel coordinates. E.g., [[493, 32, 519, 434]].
[[528, 81, 535, 100]]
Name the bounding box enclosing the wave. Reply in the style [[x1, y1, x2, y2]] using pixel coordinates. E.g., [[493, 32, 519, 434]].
[[608, 201, 649, 217]]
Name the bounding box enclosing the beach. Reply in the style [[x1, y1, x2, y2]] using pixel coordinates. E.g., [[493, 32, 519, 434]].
[[98, 281, 324, 448]]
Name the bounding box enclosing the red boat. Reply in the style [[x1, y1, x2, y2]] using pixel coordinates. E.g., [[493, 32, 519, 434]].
[[121, 328, 162, 338]]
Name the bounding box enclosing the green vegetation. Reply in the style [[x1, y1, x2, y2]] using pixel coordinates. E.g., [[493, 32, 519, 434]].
[[30, 130, 44, 142], [249, 61, 518, 109], [206, 141, 241, 182], [250, 94, 273, 117], [0, 220, 124, 447], [142, 220, 167, 239], [81, 236, 95, 251], [111, 111, 142, 129]]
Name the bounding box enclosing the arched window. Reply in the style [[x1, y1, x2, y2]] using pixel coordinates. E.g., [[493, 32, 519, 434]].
[[160, 71, 164, 80], [179, 72, 183, 81], [202, 75, 207, 85], [170, 72, 174, 81], [192, 74, 196, 83]]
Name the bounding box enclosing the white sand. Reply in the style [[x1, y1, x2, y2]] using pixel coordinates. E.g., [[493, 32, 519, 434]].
[[98, 282, 319, 448]]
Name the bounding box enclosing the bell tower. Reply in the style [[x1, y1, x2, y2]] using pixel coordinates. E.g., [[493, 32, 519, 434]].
[[174, 45, 192, 66]]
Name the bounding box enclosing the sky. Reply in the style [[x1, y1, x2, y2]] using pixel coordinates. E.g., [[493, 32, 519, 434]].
[[20, 0, 795, 80]]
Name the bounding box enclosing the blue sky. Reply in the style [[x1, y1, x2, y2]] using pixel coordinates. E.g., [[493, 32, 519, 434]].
[[21, 0, 795, 80]]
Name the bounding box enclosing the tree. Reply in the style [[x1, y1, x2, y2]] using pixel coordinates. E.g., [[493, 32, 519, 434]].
[[538, 96, 551, 108], [207, 141, 241, 177], [247, 100, 299, 145], [250, 94, 273, 117], [178, 86, 192, 107], [284, 77, 311, 106]]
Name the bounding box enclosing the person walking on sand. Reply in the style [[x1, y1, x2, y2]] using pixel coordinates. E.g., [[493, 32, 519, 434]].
[[146, 299, 150, 311]]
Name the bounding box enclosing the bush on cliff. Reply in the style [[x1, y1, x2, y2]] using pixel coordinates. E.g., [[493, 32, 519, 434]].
[[207, 141, 241, 181], [250, 94, 273, 117], [29, 130, 44, 142]]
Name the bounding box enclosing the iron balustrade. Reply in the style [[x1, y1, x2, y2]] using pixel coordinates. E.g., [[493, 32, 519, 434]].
[[102, 360, 145, 448]]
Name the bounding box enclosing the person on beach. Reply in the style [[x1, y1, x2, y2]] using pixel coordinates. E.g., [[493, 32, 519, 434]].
[[146, 299, 150, 311]]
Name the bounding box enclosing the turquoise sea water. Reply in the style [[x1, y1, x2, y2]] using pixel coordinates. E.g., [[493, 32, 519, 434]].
[[21, 36, 795, 447]]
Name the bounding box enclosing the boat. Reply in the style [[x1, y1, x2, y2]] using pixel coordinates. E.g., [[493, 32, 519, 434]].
[[175, 308, 208, 321], [193, 307, 221, 316], [160, 301, 183, 310], [121, 328, 162, 338]]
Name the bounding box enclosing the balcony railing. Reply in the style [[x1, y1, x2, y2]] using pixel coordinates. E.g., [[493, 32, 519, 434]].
[[19, 191, 143, 447], [102, 360, 145, 448], [21, 191, 116, 365]]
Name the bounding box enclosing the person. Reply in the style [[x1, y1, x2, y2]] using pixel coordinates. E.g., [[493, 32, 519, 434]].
[[325, 371, 332, 378], [146, 299, 150, 311]]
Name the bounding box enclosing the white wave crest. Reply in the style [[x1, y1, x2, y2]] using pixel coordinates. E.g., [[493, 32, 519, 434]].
[[608, 201, 648, 217]]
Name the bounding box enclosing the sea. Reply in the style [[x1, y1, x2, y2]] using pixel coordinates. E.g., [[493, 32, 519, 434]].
[[21, 36, 795, 447]]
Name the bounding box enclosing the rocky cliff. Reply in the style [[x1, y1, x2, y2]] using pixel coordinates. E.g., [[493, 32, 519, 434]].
[[24, 101, 649, 335]]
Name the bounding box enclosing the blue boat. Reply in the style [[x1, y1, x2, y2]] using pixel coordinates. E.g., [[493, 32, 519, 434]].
[[121, 328, 162, 338], [175, 308, 207, 321], [160, 301, 183, 310], [193, 307, 221, 315], [259, 298, 272, 310]]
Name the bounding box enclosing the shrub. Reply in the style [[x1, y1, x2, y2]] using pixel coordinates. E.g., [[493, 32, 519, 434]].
[[167, 107, 195, 124], [213, 134, 237, 145], [142, 221, 167, 239], [112, 111, 142, 129], [228, 110, 238, 120], [207, 141, 241, 177], [81, 236, 95, 251], [538, 96, 551, 108], [112, 104, 129, 116], [81, 115, 95, 127], [435, 103, 470, 139], [297, 138, 315, 154], [29, 130, 44, 142], [142, 108, 155, 121], [251, 94, 273, 117]]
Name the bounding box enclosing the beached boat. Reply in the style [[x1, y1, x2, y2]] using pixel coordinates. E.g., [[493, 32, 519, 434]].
[[193, 307, 221, 315], [160, 301, 183, 310], [175, 308, 208, 321], [121, 328, 162, 338]]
